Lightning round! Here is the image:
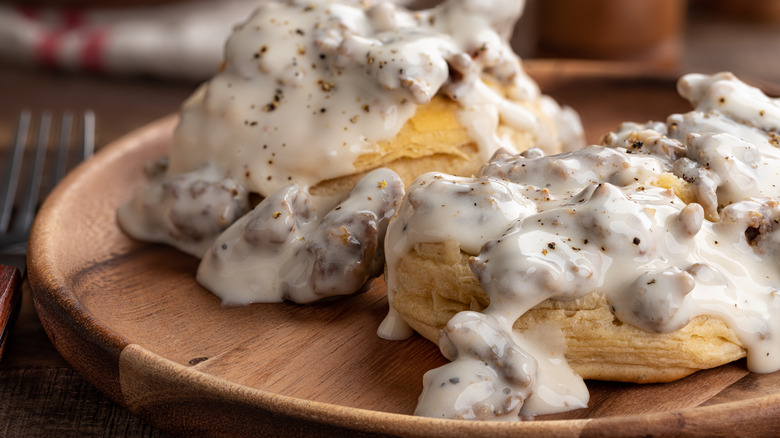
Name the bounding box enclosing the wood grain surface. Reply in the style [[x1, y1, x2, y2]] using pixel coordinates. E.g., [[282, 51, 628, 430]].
[[26, 72, 780, 436], [0, 265, 21, 360]]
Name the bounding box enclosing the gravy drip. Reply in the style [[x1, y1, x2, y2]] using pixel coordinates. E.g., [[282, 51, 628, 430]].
[[383, 72, 780, 420], [198, 168, 403, 304], [117, 0, 583, 259]]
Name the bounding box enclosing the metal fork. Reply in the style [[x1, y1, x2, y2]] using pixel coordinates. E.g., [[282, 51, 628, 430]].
[[0, 110, 95, 360], [1, 110, 95, 252]]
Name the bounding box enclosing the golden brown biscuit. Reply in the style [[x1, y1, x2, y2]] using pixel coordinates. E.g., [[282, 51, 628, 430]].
[[311, 94, 561, 197], [389, 240, 747, 383]]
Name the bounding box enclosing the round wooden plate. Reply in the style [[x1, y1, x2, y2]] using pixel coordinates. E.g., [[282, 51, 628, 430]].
[[28, 66, 780, 436]]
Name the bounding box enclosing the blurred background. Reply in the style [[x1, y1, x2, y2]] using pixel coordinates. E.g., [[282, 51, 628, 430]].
[[0, 0, 777, 150], [2, 0, 780, 83], [0, 0, 778, 135], [517, 0, 780, 84]]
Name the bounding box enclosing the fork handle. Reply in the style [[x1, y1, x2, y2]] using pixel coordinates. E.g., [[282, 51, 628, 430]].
[[0, 264, 22, 361]]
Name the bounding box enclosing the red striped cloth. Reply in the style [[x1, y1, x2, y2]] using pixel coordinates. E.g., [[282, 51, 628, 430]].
[[0, 0, 259, 80]]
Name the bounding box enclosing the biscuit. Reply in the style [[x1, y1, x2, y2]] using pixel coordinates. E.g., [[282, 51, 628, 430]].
[[389, 240, 746, 383], [311, 93, 564, 197]]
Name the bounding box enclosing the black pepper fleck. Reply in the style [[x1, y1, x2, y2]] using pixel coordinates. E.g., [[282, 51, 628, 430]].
[[319, 79, 335, 92]]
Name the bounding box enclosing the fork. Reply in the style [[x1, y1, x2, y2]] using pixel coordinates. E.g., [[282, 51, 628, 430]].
[[0, 110, 95, 360]]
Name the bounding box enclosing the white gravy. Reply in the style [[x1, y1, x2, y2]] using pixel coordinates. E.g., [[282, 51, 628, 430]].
[[117, 0, 583, 263], [198, 168, 403, 304], [383, 72, 780, 419]]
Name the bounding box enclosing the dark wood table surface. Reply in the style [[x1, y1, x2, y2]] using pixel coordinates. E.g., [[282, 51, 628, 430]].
[[1, 6, 779, 436], [0, 63, 196, 437]]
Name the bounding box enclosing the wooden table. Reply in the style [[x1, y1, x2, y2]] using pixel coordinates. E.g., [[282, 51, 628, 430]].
[[0, 63, 196, 437], [1, 7, 779, 435]]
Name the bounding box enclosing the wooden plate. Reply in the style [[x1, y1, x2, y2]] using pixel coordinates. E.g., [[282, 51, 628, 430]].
[[28, 67, 780, 436]]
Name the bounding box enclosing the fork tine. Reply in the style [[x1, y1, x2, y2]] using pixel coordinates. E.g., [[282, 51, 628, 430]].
[[54, 111, 73, 184], [48, 110, 94, 195], [0, 110, 31, 233], [82, 109, 96, 160], [0, 110, 95, 249], [16, 112, 52, 233]]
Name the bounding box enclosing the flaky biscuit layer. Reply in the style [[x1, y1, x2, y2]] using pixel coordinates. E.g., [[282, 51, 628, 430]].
[[389, 240, 747, 383], [311, 93, 557, 197]]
